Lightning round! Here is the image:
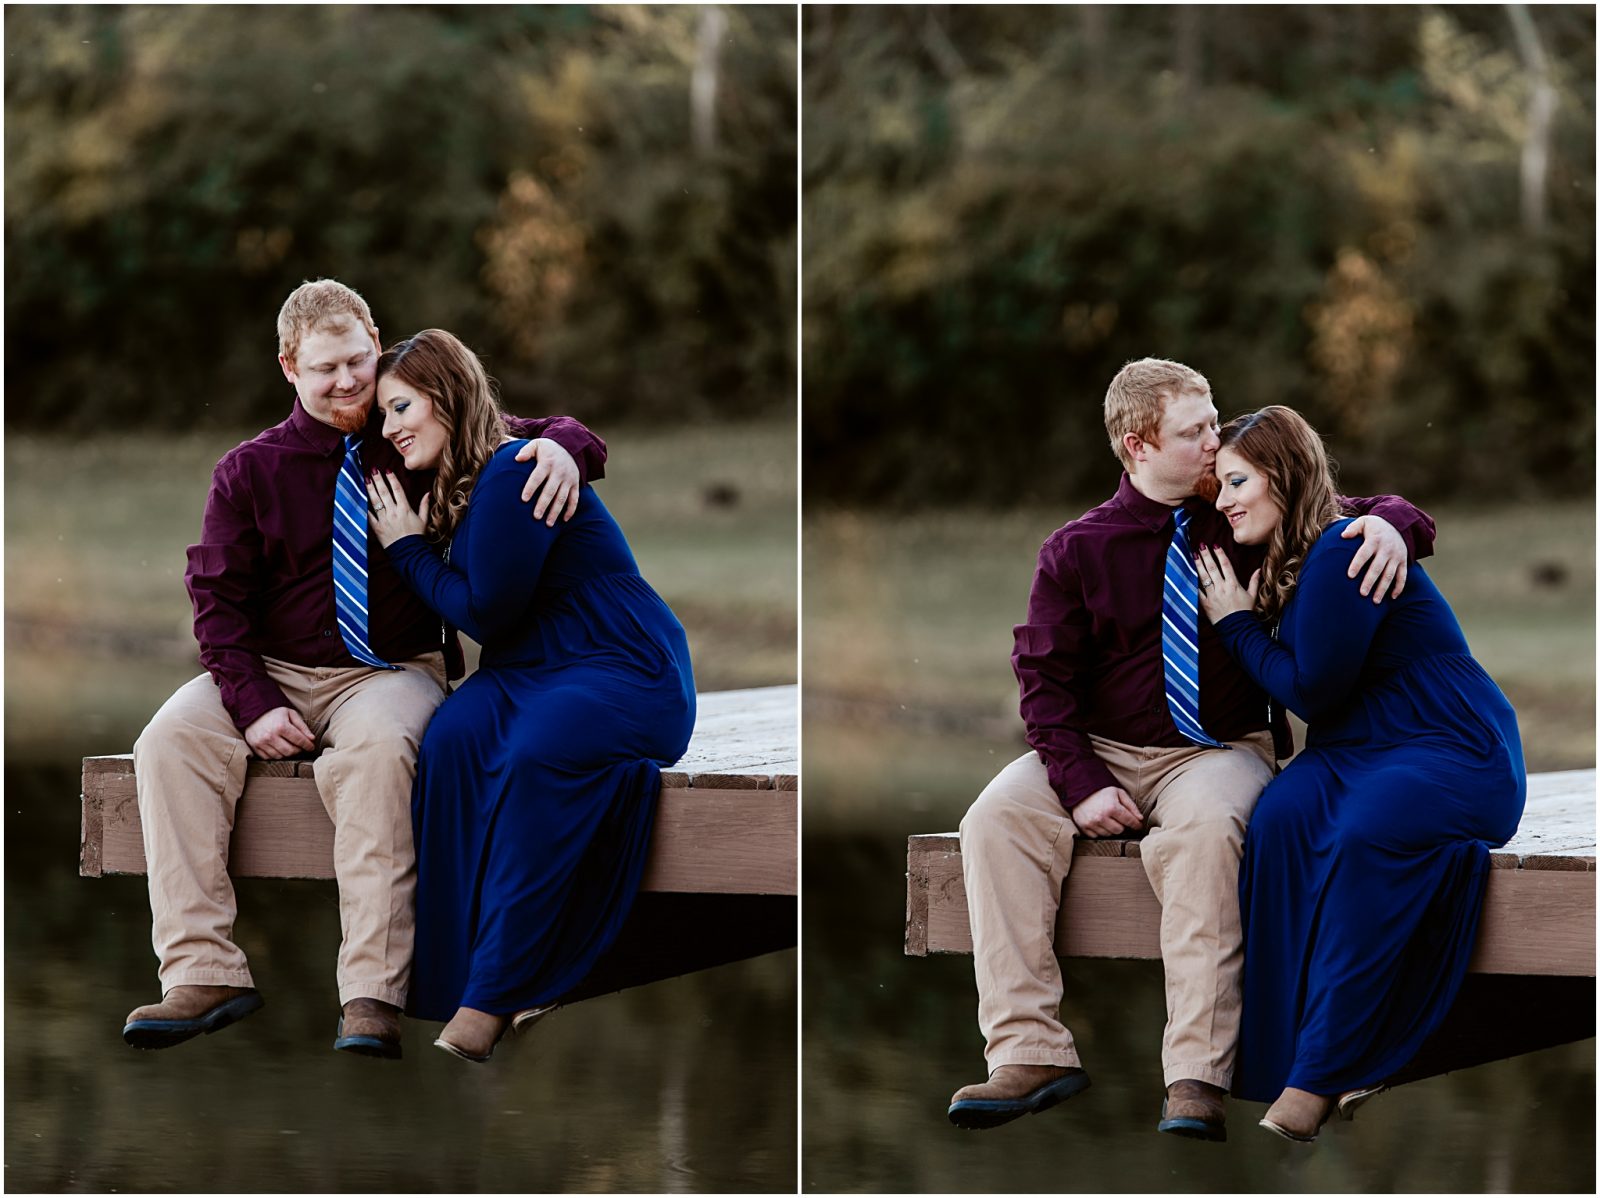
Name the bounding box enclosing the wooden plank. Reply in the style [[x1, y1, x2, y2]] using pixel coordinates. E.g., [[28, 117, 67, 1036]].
[[642, 790, 796, 894], [1470, 869, 1596, 975], [1497, 770, 1597, 865], [82, 686, 797, 894], [907, 845, 1594, 974], [673, 686, 798, 777], [86, 774, 795, 895], [905, 769, 1596, 976]]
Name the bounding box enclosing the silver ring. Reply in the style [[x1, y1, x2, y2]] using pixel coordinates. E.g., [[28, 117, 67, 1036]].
[[1199, 581, 1212, 589], [372, 503, 386, 514]]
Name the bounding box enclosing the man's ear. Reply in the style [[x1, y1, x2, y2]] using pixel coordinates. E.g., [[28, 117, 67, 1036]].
[[1123, 431, 1149, 465], [278, 353, 297, 386]]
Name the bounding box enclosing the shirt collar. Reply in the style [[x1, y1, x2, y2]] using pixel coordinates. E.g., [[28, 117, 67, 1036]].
[[287, 398, 384, 456], [1114, 472, 1188, 533], [288, 399, 346, 456]]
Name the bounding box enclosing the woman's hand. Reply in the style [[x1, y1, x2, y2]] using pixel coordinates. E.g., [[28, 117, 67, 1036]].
[[1195, 544, 1260, 623], [366, 470, 429, 548]]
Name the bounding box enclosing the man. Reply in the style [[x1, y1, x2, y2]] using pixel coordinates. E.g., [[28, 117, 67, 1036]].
[[947, 358, 1433, 1139], [123, 279, 605, 1059]]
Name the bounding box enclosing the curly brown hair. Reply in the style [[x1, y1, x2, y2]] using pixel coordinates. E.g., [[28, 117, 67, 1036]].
[[375, 329, 508, 543], [1218, 405, 1349, 622]]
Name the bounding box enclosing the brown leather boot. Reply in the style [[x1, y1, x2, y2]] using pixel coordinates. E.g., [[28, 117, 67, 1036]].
[[334, 997, 403, 1060], [123, 984, 263, 1050], [1158, 1078, 1228, 1142], [947, 1064, 1091, 1129], [1259, 1087, 1334, 1142]]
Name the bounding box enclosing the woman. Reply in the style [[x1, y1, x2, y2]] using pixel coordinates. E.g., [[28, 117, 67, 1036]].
[[1194, 406, 1523, 1142], [366, 329, 695, 1062]]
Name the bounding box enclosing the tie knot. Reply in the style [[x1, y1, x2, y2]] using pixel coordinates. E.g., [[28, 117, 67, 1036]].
[[344, 433, 361, 453]]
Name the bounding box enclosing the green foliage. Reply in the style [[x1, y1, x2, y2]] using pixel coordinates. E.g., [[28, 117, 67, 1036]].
[[5, 5, 795, 431], [803, 6, 1595, 506]]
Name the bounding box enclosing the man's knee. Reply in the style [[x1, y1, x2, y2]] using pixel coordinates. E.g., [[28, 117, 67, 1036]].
[[134, 680, 243, 773], [1156, 807, 1249, 859], [961, 755, 1065, 854]]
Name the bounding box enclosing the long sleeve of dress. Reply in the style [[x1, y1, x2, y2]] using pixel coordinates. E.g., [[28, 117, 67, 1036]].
[[1213, 533, 1388, 723], [384, 467, 558, 646]]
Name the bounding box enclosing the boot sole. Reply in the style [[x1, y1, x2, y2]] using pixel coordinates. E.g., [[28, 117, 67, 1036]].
[[948, 1072, 1091, 1130], [123, 991, 265, 1050], [333, 1015, 403, 1060], [1157, 1114, 1228, 1143], [1336, 1085, 1385, 1121], [433, 1036, 493, 1064]]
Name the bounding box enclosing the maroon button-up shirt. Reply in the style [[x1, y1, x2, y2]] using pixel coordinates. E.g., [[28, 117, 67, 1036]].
[[1013, 474, 1435, 809], [185, 399, 607, 731]]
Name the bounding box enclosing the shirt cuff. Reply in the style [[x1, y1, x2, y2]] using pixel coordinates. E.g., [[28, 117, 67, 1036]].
[[1052, 754, 1120, 810], [228, 676, 293, 735]]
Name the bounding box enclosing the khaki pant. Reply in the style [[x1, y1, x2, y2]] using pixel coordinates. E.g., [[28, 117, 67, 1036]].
[[959, 732, 1275, 1089], [132, 654, 447, 1008]]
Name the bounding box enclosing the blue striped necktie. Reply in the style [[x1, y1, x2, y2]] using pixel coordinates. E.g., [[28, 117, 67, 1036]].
[[332, 435, 396, 670], [1162, 507, 1224, 748]]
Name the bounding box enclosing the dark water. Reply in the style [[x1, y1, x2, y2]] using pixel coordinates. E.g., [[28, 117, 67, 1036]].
[[801, 829, 1595, 1194], [6, 762, 796, 1193]]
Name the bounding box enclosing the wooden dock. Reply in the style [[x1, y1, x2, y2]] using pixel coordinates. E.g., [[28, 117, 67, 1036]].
[[82, 684, 797, 896], [82, 685, 797, 1005], [906, 768, 1595, 976]]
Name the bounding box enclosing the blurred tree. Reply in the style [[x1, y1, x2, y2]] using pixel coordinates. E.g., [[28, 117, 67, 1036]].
[[802, 5, 1594, 506], [5, 5, 795, 431]]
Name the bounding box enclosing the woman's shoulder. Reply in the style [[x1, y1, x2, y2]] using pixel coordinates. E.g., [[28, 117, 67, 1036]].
[[472, 440, 596, 515], [475, 440, 551, 491], [479, 439, 530, 478], [1297, 518, 1364, 585], [1311, 517, 1359, 553]]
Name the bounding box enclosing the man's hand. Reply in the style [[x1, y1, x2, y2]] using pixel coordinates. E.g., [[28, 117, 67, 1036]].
[[244, 706, 316, 760], [1341, 514, 1407, 602], [513, 438, 580, 527], [1070, 786, 1144, 838]]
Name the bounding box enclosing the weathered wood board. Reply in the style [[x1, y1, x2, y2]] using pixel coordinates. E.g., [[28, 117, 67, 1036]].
[[83, 685, 797, 896], [906, 769, 1595, 977]]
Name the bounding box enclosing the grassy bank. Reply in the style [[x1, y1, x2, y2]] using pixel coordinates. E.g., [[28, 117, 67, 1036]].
[[804, 502, 1595, 830], [5, 420, 796, 759]]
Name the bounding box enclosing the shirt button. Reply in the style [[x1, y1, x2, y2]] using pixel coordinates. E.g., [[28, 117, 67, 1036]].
[[322, 629, 334, 638]]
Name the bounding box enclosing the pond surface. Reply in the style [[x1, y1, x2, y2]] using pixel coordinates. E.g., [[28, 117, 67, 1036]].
[[800, 731, 1595, 1195], [6, 760, 796, 1193]]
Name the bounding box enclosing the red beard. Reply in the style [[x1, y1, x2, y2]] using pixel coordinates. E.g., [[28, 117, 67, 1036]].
[[1192, 472, 1221, 505], [328, 403, 371, 435]]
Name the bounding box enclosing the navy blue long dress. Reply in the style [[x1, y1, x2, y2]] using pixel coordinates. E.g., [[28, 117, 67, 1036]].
[[386, 441, 695, 1021], [1213, 518, 1524, 1102]]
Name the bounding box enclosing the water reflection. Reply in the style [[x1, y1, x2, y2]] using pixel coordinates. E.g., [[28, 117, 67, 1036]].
[[7, 763, 796, 1193], [802, 815, 1595, 1194]]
